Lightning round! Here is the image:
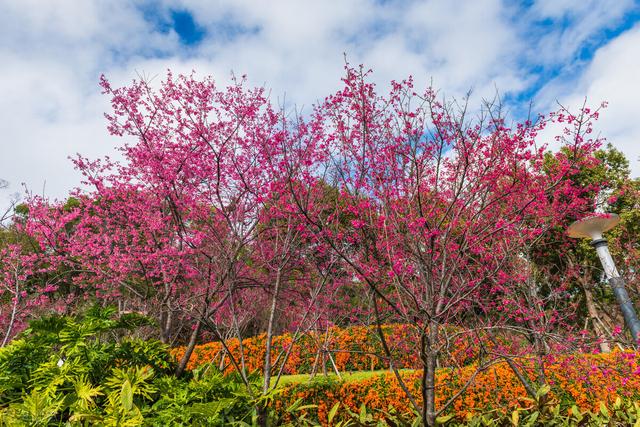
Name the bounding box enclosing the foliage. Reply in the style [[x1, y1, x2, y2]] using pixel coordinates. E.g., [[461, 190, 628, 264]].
[[1, 309, 640, 426], [0, 309, 321, 426], [317, 396, 640, 426]]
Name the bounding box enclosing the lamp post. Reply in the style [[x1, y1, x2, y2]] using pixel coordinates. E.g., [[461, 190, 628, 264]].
[[567, 213, 640, 344]]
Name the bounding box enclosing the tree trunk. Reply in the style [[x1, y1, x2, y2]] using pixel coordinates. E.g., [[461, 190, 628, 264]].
[[526, 279, 548, 389], [262, 268, 282, 394], [584, 283, 611, 353], [1, 272, 20, 347], [422, 322, 438, 427], [175, 319, 201, 377], [1, 294, 19, 347], [259, 268, 282, 427]]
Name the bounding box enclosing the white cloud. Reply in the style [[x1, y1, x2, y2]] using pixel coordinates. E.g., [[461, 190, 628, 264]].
[[0, 0, 638, 213], [527, 0, 635, 66], [536, 23, 640, 176]]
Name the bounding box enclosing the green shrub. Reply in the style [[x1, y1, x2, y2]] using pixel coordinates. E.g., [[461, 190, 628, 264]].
[[323, 396, 640, 426], [0, 307, 317, 426], [453, 397, 640, 427], [149, 368, 259, 425]]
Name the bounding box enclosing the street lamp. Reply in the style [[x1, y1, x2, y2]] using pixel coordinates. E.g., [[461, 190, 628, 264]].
[[567, 213, 640, 344]]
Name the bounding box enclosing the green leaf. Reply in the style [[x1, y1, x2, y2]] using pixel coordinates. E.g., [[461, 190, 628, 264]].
[[571, 405, 582, 422], [535, 384, 550, 400], [121, 380, 133, 411], [294, 404, 318, 411], [614, 397, 622, 410], [511, 409, 519, 426], [600, 402, 609, 418], [524, 411, 538, 427], [285, 397, 303, 413], [436, 414, 454, 425], [328, 401, 340, 424], [189, 400, 231, 417]]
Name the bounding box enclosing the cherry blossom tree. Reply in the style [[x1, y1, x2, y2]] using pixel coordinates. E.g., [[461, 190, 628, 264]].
[[283, 65, 603, 426], [0, 238, 68, 347]]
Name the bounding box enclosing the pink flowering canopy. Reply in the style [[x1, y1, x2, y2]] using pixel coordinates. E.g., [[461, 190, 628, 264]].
[[0, 64, 615, 425]]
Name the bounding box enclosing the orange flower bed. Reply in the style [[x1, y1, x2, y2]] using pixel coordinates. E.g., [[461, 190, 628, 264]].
[[173, 325, 640, 423], [172, 324, 481, 374], [275, 350, 640, 424], [172, 324, 422, 373]]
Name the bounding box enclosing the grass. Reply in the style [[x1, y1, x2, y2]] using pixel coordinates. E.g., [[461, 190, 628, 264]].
[[272, 369, 413, 387]]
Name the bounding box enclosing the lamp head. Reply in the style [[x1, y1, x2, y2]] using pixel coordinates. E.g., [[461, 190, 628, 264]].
[[567, 213, 620, 240]]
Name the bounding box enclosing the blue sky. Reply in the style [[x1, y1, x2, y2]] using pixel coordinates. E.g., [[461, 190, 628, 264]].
[[1, 0, 640, 209], [142, 6, 206, 45]]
